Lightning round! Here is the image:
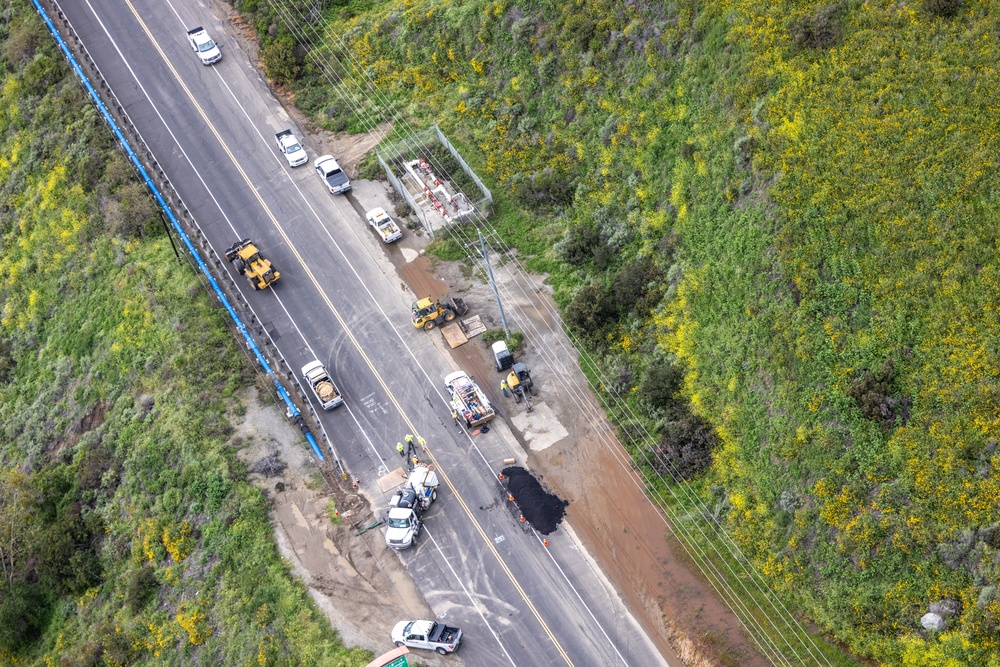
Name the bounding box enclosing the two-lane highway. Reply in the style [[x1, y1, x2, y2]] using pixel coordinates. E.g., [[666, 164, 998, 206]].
[[57, 0, 672, 664]]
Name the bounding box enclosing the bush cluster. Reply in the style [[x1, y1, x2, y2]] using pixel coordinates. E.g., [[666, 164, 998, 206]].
[[788, 3, 844, 50], [922, 0, 963, 17], [846, 358, 911, 430], [653, 415, 719, 481]]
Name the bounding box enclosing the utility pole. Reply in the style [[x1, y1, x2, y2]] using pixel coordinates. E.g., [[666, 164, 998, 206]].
[[479, 231, 510, 338], [159, 211, 181, 261]]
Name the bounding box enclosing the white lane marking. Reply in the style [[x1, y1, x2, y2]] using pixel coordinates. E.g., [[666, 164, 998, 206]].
[[424, 527, 517, 667]]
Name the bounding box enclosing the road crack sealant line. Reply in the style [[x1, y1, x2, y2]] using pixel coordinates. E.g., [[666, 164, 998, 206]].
[[30, 0, 328, 465]]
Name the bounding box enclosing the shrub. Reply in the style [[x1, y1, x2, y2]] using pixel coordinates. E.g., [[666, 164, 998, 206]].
[[789, 4, 844, 50], [611, 259, 663, 317], [846, 358, 911, 430], [0, 580, 49, 653], [125, 564, 158, 614], [922, 0, 962, 17], [2, 15, 46, 64], [653, 415, 719, 480], [555, 221, 602, 266], [113, 182, 158, 237], [481, 329, 525, 354], [733, 135, 756, 171], [261, 35, 302, 85], [637, 360, 684, 419], [510, 167, 575, 210], [564, 283, 617, 341]]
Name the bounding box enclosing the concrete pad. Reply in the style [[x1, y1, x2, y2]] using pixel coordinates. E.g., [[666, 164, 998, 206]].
[[510, 401, 569, 451], [401, 247, 419, 263], [349, 179, 396, 215]]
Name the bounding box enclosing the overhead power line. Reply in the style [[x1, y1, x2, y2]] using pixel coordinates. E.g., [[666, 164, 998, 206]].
[[264, 3, 835, 665]]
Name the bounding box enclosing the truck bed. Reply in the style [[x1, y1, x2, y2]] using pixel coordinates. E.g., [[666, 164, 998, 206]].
[[429, 623, 461, 644]]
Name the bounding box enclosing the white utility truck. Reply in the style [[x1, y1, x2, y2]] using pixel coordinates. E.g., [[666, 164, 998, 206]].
[[365, 207, 403, 243], [385, 464, 439, 550], [445, 371, 495, 428]]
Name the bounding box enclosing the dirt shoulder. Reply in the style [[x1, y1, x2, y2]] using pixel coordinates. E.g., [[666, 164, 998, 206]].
[[234, 389, 461, 667]]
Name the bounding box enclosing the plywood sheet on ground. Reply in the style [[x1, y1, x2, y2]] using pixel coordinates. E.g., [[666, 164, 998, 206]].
[[377, 467, 407, 493], [440, 322, 468, 348], [461, 314, 487, 337]]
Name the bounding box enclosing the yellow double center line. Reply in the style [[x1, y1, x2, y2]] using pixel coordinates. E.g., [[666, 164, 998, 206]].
[[120, 2, 572, 664]]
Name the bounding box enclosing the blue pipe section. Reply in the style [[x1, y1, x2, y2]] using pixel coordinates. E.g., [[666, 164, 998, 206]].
[[31, 0, 326, 462]]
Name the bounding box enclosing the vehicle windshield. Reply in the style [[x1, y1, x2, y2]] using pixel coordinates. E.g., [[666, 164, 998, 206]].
[[388, 517, 411, 528], [197, 39, 216, 52], [247, 252, 260, 264], [287, 143, 301, 152]]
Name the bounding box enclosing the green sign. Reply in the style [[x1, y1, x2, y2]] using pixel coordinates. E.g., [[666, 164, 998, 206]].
[[383, 657, 408, 667]]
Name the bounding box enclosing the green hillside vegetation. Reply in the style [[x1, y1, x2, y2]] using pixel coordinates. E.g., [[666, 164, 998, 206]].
[[0, 2, 370, 664], [240, 0, 1000, 663]]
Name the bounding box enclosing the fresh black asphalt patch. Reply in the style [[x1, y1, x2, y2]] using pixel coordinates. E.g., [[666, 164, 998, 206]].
[[501, 466, 568, 535]]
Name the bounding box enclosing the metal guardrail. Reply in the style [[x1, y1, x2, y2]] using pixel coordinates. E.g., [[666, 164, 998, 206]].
[[33, 0, 345, 475]]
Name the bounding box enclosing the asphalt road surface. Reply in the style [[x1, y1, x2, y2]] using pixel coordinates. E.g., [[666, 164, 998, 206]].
[[55, 0, 673, 664]]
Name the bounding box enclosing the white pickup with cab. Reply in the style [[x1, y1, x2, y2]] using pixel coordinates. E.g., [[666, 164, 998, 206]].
[[365, 207, 402, 243], [186, 27, 221, 65], [391, 619, 462, 655], [314, 155, 351, 194], [274, 129, 307, 167]]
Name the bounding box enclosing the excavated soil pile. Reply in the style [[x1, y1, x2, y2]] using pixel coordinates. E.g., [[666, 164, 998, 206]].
[[502, 466, 568, 535]]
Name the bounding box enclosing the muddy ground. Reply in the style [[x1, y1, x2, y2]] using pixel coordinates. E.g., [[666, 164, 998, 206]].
[[235, 391, 460, 667]]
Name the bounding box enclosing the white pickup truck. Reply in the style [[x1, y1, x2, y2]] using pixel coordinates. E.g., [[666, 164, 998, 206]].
[[365, 207, 402, 243], [301, 360, 343, 410], [186, 27, 221, 65], [274, 129, 307, 167], [392, 620, 462, 655], [314, 155, 351, 194]]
